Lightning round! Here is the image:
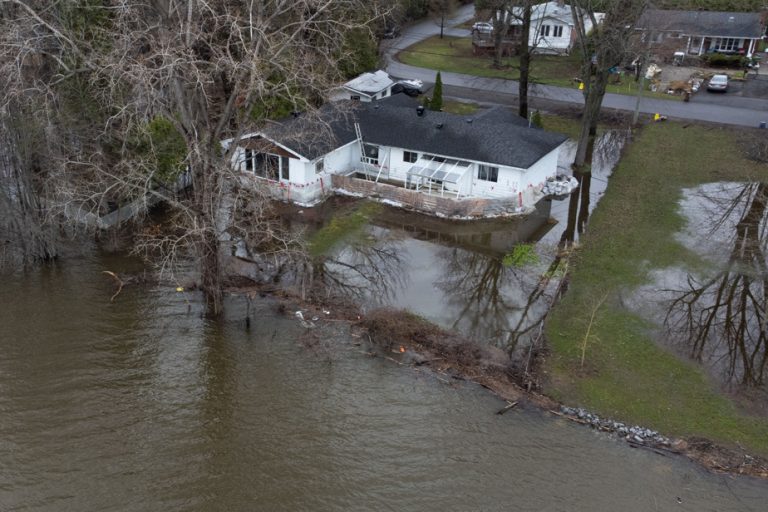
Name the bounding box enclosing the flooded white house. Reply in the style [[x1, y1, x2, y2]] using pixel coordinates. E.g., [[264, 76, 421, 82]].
[[224, 95, 569, 218]]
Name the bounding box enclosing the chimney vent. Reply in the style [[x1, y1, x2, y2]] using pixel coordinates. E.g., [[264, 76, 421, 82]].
[[416, 105, 425, 117]]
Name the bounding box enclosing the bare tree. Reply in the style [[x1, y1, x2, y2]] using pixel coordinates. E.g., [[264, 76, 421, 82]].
[[429, 0, 458, 39], [570, 0, 648, 168], [0, 101, 59, 268], [475, 0, 550, 119], [0, 0, 383, 315]]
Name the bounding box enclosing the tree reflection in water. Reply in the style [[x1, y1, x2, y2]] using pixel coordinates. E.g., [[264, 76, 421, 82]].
[[307, 228, 406, 304], [664, 182, 767, 387], [434, 245, 563, 361]]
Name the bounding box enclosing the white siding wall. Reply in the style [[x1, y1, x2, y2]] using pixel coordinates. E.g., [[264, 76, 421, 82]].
[[524, 146, 562, 187], [323, 142, 358, 174], [531, 23, 573, 52], [470, 164, 524, 198], [386, 148, 413, 181], [288, 158, 309, 183]]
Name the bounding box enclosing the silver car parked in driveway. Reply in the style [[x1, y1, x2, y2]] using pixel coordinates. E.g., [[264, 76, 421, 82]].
[[706, 74, 729, 92]]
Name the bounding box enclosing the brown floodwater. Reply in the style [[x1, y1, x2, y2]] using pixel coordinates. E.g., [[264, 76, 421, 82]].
[[2, 252, 768, 511]]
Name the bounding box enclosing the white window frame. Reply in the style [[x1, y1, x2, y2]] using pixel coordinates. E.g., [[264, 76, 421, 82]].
[[477, 164, 498, 183], [540, 24, 551, 37], [553, 25, 563, 38], [713, 37, 739, 52]]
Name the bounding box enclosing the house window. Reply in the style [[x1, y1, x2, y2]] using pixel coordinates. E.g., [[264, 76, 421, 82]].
[[713, 37, 739, 52], [553, 25, 563, 38], [315, 158, 324, 174], [403, 151, 418, 163], [540, 24, 551, 37], [244, 149, 254, 171], [280, 156, 289, 180], [478, 165, 498, 182], [249, 152, 289, 181], [363, 144, 379, 165]]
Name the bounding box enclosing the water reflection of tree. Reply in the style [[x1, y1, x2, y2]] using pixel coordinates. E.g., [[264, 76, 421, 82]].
[[435, 247, 555, 355], [664, 182, 767, 386], [307, 230, 406, 304]]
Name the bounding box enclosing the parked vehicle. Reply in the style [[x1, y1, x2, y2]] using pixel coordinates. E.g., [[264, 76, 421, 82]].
[[472, 22, 493, 33], [396, 79, 423, 96], [706, 74, 729, 92]]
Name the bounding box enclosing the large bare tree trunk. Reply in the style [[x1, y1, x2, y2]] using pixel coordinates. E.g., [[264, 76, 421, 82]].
[[518, 4, 532, 119], [574, 70, 608, 168], [570, 0, 648, 169]]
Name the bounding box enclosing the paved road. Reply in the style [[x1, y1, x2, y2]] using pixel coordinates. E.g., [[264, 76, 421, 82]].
[[383, 4, 768, 128]]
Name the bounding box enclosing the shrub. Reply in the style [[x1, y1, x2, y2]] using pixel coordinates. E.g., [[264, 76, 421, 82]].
[[703, 53, 746, 69]]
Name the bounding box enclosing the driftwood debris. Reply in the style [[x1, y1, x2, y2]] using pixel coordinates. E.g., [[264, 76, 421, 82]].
[[101, 271, 124, 303], [496, 401, 519, 415]]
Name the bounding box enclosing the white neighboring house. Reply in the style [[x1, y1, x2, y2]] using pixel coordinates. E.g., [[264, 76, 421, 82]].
[[507, 0, 604, 55], [341, 70, 395, 102], [223, 95, 569, 216]]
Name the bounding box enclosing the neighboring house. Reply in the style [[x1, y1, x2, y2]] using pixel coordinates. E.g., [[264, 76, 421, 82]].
[[637, 10, 766, 56], [341, 70, 395, 102], [224, 95, 569, 218], [507, 0, 603, 55]]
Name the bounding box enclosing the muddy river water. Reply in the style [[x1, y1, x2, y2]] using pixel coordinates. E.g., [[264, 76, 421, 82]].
[[2, 253, 768, 511]]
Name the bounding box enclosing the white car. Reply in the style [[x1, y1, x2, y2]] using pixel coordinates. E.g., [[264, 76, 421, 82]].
[[472, 22, 493, 33]]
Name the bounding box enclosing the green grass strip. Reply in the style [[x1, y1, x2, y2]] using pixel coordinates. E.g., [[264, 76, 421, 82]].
[[545, 122, 768, 455]]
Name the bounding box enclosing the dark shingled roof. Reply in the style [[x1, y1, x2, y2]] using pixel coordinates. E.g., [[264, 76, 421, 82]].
[[638, 10, 765, 38], [262, 95, 566, 169]]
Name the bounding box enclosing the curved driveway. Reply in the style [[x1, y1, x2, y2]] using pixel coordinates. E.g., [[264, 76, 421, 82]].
[[383, 4, 768, 128]]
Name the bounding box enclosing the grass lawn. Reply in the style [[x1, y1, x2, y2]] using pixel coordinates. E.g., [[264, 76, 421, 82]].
[[399, 36, 680, 100], [545, 122, 768, 455]]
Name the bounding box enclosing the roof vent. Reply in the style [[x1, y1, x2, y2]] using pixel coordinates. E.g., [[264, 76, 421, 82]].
[[728, 16, 735, 22], [374, 104, 380, 110], [416, 105, 425, 117], [435, 123, 444, 129], [466, 118, 473, 124]]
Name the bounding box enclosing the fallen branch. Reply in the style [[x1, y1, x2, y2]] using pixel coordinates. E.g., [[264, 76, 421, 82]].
[[496, 401, 519, 415], [102, 271, 124, 303]]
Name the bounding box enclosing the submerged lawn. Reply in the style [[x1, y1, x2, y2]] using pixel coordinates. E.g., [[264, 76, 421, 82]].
[[545, 123, 768, 455], [399, 36, 678, 99]]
